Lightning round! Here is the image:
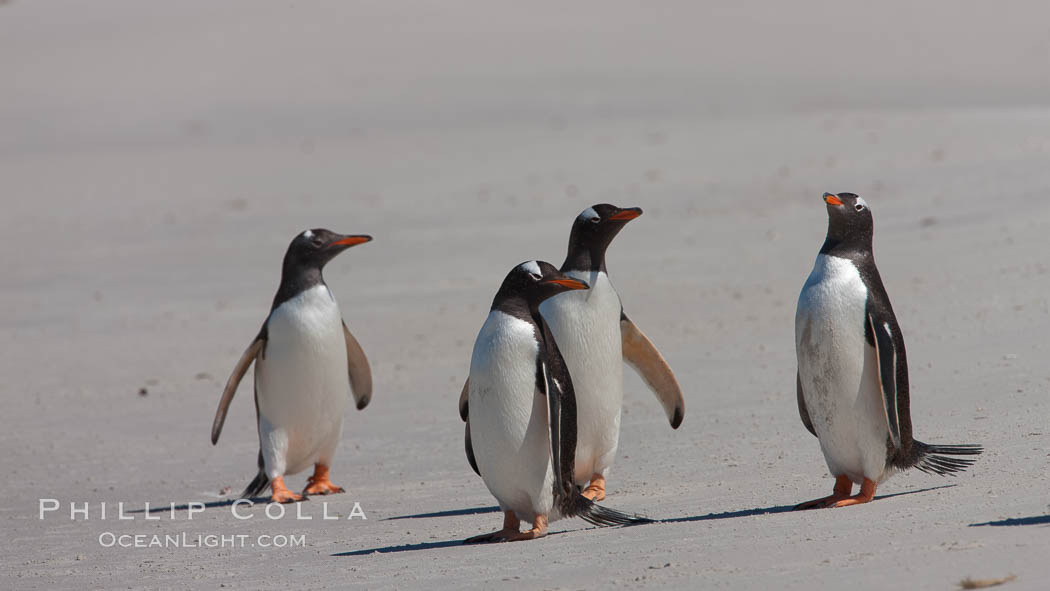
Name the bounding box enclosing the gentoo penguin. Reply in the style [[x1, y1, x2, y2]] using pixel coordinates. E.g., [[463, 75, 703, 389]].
[[465, 260, 648, 543], [794, 193, 981, 509], [210, 229, 373, 504], [460, 205, 684, 503]]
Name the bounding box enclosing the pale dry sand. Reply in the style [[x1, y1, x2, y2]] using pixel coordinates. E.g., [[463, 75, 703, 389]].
[[2, 1, 1049, 589]]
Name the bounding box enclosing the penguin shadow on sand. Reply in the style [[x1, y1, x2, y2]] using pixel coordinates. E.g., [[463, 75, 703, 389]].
[[373, 484, 957, 526], [125, 497, 275, 515], [659, 484, 956, 524], [333, 485, 957, 556], [344, 500, 657, 557], [332, 522, 630, 557], [383, 506, 502, 521], [970, 514, 1050, 527]]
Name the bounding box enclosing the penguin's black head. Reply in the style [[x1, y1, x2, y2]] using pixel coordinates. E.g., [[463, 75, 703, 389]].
[[564, 204, 643, 272], [493, 260, 589, 311], [821, 192, 873, 254], [270, 229, 372, 311], [283, 229, 372, 271]]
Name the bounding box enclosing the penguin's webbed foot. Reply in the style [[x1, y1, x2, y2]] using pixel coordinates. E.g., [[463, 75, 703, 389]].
[[793, 474, 853, 511], [304, 482, 344, 495], [462, 511, 547, 544], [830, 478, 876, 508], [270, 476, 306, 504], [303, 464, 344, 496], [504, 523, 547, 542], [582, 474, 606, 502], [271, 490, 305, 504]]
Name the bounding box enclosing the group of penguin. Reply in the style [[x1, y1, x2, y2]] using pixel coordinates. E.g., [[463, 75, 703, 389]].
[[210, 193, 982, 543]]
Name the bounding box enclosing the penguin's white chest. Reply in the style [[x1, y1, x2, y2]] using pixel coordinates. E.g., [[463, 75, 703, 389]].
[[539, 270, 623, 483], [256, 285, 349, 474], [795, 254, 890, 483], [468, 310, 555, 522]]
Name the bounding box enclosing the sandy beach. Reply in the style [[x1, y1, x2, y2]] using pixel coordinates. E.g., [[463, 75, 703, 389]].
[[2, 1, 1049, 589]]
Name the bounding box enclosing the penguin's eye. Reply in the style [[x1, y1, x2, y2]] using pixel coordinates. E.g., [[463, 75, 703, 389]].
[[311, 238, 324, 249], [854, 204, 865, 212], [529, 273, 542, 281], [589, 217, 601, 224]]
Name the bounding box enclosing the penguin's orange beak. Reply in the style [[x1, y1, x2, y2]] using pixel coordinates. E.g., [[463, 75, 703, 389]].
[[823, 193, 843, 206], [331, 235, 373, 248], [544, 278, 589, 290], [609, 207, 643, 221]]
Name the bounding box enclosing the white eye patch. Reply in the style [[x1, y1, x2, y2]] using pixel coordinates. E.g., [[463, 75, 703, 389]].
[[578, 207, 598, 221], [855, 197, 868, 209], [303, 230, 314, 239], [518, 260, 542, 276]]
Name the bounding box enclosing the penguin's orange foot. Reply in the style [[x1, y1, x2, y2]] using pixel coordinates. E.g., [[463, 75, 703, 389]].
[[793, 474, 854, 511], [270, 476, 305, 504], [830, 478, 876, 508], [464, 511, 548, 543], [582, 474, 606, 502], [303, 464, 344, 495], [464, 510, 523, 544], [830, 496, 871, 508], [304, 480, 344, 495], [271, 490, 305, 504], [504, 521, 547, 542]]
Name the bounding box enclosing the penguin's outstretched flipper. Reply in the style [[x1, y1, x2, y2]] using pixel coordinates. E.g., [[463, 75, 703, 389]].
[[212, 331, 266, 445], [621, 313, 684, 429], [342, 321, 373, 410]]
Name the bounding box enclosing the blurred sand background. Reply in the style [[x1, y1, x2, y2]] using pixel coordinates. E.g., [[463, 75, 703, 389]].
[[1, 1, 1049, 589]]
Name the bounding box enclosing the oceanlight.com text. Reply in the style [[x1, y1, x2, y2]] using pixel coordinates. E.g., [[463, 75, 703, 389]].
[[98, 532, 306, 549]]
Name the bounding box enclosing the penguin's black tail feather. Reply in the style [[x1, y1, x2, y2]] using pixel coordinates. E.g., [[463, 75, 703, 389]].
[[561, 493, 652, 528], [241, 470, 270, 499], [240, 451, 270, 499], [913, 442, 983, 476]]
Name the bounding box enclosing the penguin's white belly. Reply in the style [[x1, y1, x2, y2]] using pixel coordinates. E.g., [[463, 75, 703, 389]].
[[256, 285, 349, 476], [540, 270, 624, 484], [468, 311, 556, 522], [795, 254, 890, 484]]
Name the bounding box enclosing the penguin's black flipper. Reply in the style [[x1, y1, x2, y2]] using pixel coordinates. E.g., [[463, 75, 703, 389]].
[[796, 371, 816, 437], [867, 311, 902, 449], [536, 316, 578, 506], [464, 419, 480, 476], [212, 327, 266, 445], [458, 378, 469, 421], [538, 318, 650, 527]]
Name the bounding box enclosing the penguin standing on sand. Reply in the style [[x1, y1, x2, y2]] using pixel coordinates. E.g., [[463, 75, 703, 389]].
[[211, 229, 374, 503], [794, 193, 981, 509], [460, 205, 684, 502], [465, 261, 648, 543]]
